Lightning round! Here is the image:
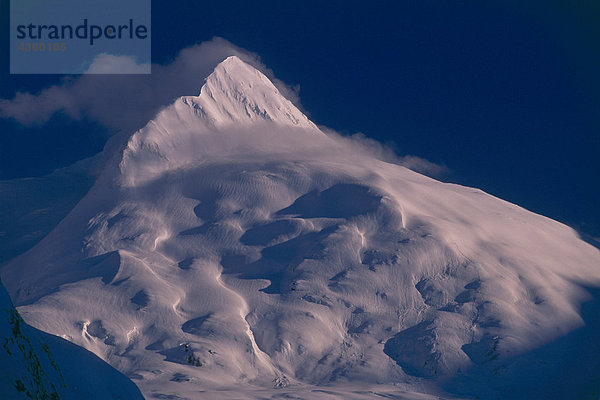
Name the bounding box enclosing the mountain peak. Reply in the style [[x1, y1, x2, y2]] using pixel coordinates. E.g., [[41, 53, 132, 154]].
[[191, 55, 314, 128], [207, 55, 262, 84], [117, 56, 322, 187]]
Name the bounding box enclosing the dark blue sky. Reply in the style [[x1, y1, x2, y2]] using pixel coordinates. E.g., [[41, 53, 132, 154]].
[[1, 0, 599, 236]]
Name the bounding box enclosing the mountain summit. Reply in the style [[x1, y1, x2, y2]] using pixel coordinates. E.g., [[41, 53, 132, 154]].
[[119, 56, 322, 187], [198, 56, 315, 128], [2, 57, 600, 399]]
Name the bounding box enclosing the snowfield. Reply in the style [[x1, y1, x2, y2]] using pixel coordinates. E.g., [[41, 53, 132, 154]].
[[2, 56, 600, 399]]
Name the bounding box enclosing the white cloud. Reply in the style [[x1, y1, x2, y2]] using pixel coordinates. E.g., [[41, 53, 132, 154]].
[[84, 53, 151, 74], [0, 37, 302, 134], [321, 129, 450, 178]]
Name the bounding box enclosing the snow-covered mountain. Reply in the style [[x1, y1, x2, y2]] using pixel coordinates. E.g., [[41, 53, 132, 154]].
[[2, 56, 600, 399]]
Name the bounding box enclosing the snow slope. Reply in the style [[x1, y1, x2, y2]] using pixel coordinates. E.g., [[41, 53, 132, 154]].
[[0, 278, 144, 399], [2, 56, 600, 399], [0, 157, 96, 265]]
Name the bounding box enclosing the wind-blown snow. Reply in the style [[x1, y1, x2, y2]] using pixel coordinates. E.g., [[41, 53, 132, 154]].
[[2, 56, 600, 399]]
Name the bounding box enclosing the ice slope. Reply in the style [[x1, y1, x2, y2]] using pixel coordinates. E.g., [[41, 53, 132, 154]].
[[2, 56, 600, 399], [0, 278, 144, 399]]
